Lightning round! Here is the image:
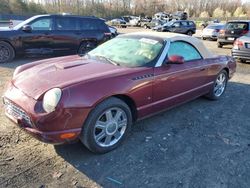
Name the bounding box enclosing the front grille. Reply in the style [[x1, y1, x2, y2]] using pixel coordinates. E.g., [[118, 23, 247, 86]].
[[3, 98, 32, 126]]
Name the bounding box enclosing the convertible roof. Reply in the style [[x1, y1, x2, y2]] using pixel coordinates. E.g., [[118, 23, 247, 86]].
[[123, 32, 215, 59]]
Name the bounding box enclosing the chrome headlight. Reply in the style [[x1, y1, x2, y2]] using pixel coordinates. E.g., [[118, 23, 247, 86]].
[[42, 88, 62, 113]]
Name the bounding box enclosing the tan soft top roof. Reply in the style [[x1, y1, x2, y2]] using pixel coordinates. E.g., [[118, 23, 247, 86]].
[[122, 32, 215, 59]]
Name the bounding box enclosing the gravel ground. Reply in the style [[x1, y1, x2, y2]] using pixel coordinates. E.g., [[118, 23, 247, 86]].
[[1, 28, 250, 188]]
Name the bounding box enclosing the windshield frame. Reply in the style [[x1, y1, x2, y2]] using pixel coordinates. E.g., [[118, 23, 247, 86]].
[[13, 15, 47, 30]]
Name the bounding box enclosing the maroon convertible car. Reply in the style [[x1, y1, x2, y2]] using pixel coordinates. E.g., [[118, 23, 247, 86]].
[[3, 32, 236, 153]]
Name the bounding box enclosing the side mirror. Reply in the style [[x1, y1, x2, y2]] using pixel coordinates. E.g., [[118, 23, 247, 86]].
[[168, 55, 184, 64], [22, 25, 32, 32]]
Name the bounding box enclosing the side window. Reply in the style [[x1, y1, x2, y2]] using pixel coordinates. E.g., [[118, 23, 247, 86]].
[[80, 19, 96, 30], [173, 22, 180, 27], [188, 21, 195, 26], [80, 19, 107, 31], [181, 21, 188, 26], [168, 41, 202, 61], [56, 17, 79, 31], [96, 20, 108, 31], [30, 18, 53, 30]]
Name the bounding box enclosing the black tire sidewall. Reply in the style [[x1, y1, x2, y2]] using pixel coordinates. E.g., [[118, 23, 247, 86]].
[[0, 41, 15, 63], [78, 41, 95, 55], [80, 97, 132, 154], [187, 31, 193, 36]]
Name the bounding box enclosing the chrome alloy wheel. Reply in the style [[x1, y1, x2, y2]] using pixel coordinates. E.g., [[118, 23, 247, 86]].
[[94, 107, 128, 147], [214, 72, 226, 97]]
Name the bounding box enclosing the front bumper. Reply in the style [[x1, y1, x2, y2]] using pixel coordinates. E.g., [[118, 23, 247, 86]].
[[3, 83, 90, 144]]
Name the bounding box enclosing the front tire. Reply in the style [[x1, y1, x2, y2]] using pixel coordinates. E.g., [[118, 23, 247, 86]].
[[80, 97, 132, 154], [0, 41, 15, 63], [206, 70, 228, 100]]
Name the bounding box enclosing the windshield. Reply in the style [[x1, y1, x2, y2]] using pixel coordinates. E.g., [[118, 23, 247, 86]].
[[88, 36, 164, 67], [164, 21, 174, 27], [13, 16, 40, 30]]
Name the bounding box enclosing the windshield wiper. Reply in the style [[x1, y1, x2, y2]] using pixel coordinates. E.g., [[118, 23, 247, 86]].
[[95, 55, 120, 66]]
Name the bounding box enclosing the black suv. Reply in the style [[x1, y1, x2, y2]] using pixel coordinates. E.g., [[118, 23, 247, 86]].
[[0, 14, 111, 63], [217, 20, 250, 48], [153, 20, 196, 36]]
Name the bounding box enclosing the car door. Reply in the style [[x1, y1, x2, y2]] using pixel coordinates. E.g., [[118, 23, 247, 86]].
[[180, 21, 189, 34], [170, 22, 181, 33], [21, 16, 54, 55], [52, 16, 80, 55], [152, 41, 208, 112]]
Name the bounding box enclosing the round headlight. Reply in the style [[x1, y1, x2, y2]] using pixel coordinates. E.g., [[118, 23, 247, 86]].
[[42, 88, 62, 113]]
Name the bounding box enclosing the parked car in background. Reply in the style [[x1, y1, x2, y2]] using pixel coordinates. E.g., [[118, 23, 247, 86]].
[[0, 14, 112, 63], [3, 32, 236, 153], [154, 12, 172, 21], [172, 11, 188, 20], [153, 20, 196, 36], [141, 19, 164, 29], [217, 20, 250, 48], [232, 34, 250, 63], [110, 18, 127, 27], [201, 23, 225, 40]]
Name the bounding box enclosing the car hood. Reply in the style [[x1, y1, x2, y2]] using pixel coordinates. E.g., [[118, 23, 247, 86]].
[[13, 55, 138, 100], [0, 27, 11, 31]]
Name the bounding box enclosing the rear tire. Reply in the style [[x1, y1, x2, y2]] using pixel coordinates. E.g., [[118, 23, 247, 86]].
[[217, 42, 223, 48], [78, 41, 96, 55], [80, 97, 132, 154], [206, 70, 228, 100], [0, 41, 15, 63], [239, 59, 246, 63], [187, 31, 193, 36]]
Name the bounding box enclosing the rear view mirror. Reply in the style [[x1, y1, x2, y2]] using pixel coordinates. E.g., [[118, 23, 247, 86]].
[[22, 25, 32, 32], [168, 55, 184, 64]]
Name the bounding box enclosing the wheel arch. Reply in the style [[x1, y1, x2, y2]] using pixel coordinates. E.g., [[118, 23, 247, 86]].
[[112, 94, 138, 122], [223, 67, 229, 77], [90, 94, 138, 123]]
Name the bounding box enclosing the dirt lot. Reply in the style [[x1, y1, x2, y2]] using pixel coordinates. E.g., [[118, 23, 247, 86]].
[[1, 28, 250, 188]]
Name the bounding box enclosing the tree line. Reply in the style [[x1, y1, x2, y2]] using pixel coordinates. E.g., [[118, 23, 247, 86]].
[[0, 0, 249, 19]]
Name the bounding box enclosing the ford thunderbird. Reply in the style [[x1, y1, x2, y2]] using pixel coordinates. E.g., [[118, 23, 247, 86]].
[[3, 32, 236, 153]]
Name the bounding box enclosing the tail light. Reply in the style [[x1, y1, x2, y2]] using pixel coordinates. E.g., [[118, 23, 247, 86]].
[[219, 29, 225, 35], [242, 30, 248, 35], [234, 39, 244, 48], [104, 32, 112, 36]]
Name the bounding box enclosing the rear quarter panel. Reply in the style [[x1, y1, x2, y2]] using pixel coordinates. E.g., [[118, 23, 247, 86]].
[[205, 56, 236, 83]]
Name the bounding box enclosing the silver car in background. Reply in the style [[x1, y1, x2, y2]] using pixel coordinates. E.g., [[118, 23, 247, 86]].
[[232, 34, 250, 63], [201, 23, 225, 40]]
